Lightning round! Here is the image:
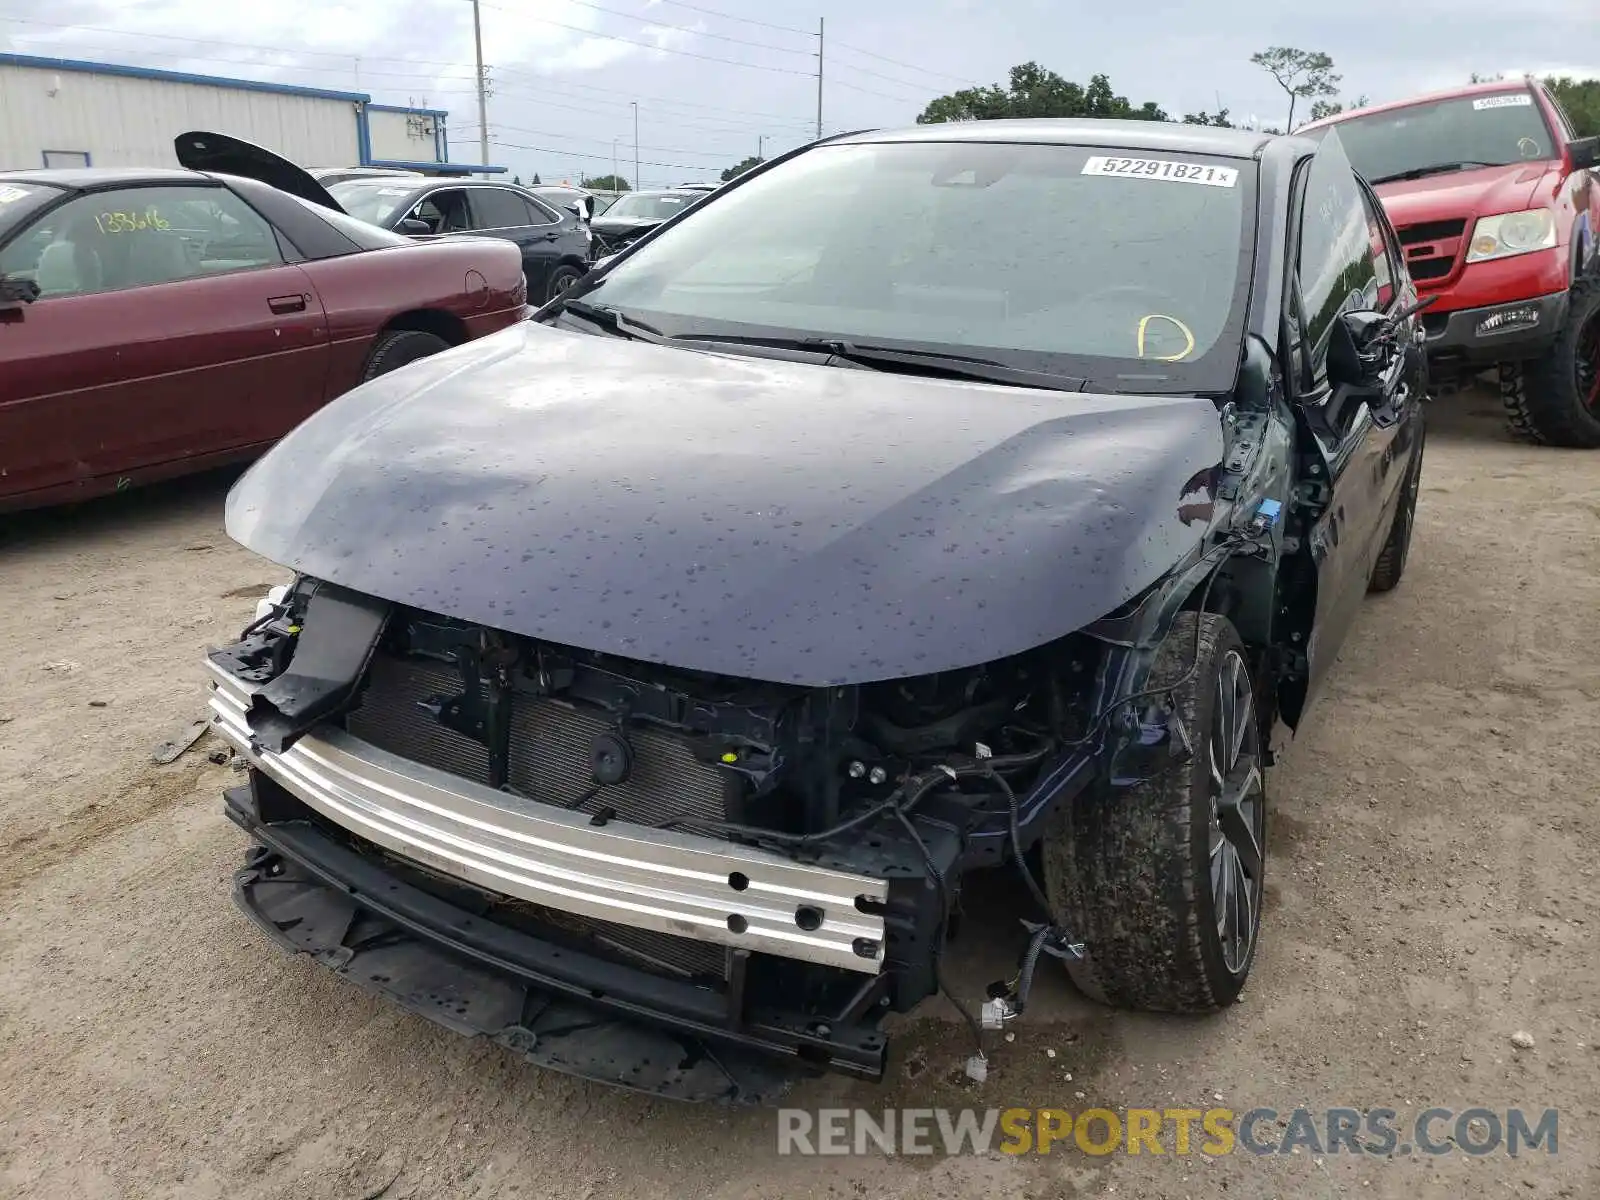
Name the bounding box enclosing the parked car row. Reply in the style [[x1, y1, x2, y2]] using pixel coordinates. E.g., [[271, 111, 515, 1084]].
[[0, 138, 528, 512]]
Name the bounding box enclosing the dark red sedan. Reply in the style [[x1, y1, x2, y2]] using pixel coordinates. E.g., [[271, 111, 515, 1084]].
[[0, 164, 528, 512]]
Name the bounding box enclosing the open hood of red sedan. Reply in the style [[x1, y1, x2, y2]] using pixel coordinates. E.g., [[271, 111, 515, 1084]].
[[174, 131, 345, 214]]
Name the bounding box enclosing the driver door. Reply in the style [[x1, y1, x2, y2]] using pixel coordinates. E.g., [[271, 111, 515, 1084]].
[[1284, 135, 1417, 712]]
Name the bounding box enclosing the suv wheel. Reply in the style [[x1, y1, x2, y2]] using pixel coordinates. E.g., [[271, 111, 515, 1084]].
[[1501, 275, 1600, 448], [1042, 611, 1266, 1012]]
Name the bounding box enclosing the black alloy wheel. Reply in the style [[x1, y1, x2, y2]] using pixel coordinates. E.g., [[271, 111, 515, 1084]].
[[1043, 611, 1267, 1012]]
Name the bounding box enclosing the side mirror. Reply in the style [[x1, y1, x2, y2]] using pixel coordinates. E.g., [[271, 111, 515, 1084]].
[[397, 217, 432, 236], [1568, 136, 1600, 172], [0, 274, 40, 308], [1327, 308, 1389, 390]]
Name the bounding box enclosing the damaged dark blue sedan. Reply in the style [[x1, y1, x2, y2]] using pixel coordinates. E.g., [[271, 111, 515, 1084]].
[[206, 119, 1427, 1102]]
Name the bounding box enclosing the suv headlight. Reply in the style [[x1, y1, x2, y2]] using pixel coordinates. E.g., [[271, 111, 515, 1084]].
[[1465, 210, 1556, 263]]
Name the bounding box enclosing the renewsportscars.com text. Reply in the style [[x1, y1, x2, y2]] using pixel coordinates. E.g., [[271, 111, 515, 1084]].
[[776, 1106, 1559, 1157]]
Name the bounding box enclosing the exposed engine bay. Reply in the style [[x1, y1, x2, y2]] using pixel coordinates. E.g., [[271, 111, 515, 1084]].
[[209, 573, 1158, 1096]]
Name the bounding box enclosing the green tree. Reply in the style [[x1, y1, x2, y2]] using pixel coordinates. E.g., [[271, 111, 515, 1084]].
[[582, 174, 631, 191], [1183, 109, 1234, 128], [1307, 94, 1370, 123], [1251, 46, 1341, 130], [512, 174, 522, 185], [720, 155, 765, 182], [1547, 76, 1600, 136], [917, 62, 1168, 124], [532, 172, 542, 185]]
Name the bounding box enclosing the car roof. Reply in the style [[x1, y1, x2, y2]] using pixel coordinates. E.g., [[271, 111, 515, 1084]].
[[0, 166, 204, 189], [832, 118, 1282, 159], [1298, 80, 1538, 132]]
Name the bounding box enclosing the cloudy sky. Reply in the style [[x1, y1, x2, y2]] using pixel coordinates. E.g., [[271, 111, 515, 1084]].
[[2, 0, 1596, 187]]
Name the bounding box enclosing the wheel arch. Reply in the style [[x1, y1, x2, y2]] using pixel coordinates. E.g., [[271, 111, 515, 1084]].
[[378, 308, 469, 347]]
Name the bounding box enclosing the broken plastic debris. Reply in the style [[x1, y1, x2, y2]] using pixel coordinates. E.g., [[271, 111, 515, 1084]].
[[964, 1054, 988, 1083], [152, 718, 209, 765]]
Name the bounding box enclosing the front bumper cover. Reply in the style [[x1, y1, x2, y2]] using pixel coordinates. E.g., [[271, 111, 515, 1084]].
[[225, 782, 886, 1102]]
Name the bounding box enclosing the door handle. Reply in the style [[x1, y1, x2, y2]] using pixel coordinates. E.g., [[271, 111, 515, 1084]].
[[268, 294, 307, 314]]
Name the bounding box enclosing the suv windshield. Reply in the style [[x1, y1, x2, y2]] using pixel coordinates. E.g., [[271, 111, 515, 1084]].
[[581, 140, 1255, 392], [327, 180, 422, 227], [1312, 91, 1556, 184], [603, 192, 702, 221]]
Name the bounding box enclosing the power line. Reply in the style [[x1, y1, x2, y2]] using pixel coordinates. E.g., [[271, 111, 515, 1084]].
[[429, 82, 813, 138], [489, 65, 818, 128], [635, 0, 818, 37], [828, 76, 930, 104], [473, 1, 815, 76], [542, 0, 814, 57], [828, 39, 983, 87], [451, 122, 748, 160], [486, 138, 714, 172]]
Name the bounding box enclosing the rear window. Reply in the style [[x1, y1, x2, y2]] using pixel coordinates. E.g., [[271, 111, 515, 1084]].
[[1310, 91, 1557, 184], [281, 193, 412, 249], [327, 180, 423, 228]]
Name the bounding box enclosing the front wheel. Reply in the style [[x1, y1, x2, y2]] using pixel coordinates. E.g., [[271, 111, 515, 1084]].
[[1042, 612, 1266, 1012], [1500, 275, 1600, 448]]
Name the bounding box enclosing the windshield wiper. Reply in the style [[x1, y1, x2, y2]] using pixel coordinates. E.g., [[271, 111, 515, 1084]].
[[1368, 160, 1498, 185], [672, 334, 1088, 392], [558, 298, 670, 344]]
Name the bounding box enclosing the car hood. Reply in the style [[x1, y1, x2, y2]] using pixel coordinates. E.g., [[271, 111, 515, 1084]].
[[1373, 161, 1556, 226], [591, 215, 663, 235], [174, 130, 344, 213], [225, 324, 1225, 685]]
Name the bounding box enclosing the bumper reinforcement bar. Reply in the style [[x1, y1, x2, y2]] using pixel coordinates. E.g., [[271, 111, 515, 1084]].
[[208, 663, 886, 973]]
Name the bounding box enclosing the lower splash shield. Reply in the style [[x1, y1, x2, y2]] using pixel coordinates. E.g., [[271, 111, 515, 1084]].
[[226, 786, 886, 1102]]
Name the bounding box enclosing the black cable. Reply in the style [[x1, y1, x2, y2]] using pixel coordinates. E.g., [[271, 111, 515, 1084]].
[[1013, 922, 1051, 1013], [891, 806, 984, 1055], [989, 769, 1053, 918]]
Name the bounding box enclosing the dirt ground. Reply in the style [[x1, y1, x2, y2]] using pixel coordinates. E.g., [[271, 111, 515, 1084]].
[[2, 391, 1597, 1200]]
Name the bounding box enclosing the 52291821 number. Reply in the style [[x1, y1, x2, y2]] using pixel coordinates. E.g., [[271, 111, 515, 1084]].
[[1080, 156, 1240, 188]]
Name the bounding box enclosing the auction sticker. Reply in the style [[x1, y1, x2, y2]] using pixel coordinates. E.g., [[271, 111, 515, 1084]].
[[0, 184, 29, 203], [1473, 94, 1532, 110], [1082, 156, 1238, 187]]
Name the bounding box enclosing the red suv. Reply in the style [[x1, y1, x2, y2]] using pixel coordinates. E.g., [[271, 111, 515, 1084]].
[[1303, 80, 1600, 446]]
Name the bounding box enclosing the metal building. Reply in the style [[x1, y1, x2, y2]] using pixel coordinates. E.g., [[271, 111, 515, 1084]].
[[0, 53, 501, 176]]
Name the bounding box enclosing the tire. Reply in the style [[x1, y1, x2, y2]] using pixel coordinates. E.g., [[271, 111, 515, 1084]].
[[1042, 612, 1266, 1012], [361, 330, 450, 382], [546, 265, 584, 303], [1368, 418, 1425, 593], [1500, 275, 1600, 448]]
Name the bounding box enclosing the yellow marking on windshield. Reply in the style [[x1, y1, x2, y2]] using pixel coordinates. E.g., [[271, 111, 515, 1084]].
[[1137, 314, 1195, 362]]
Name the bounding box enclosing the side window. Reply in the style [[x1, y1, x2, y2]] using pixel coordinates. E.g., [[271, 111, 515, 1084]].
[[412, 189, 471, 234], [1356, 186, 1398, 310], [0, 185, 283, 298], [468, 188, 532, 230], [521, 195, 558, 226], [1296, 130, 1377, 357]]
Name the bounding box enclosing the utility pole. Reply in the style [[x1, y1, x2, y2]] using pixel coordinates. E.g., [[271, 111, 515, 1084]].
[[471, 0, 490, 176], [814, 18, 824, 141], [758, 134, 765, 160], [631, 101, 640, 191], [612, 139, 619, 189]]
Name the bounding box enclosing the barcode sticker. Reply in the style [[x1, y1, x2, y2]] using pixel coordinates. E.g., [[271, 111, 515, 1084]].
[[1472, 94, 1533, 110], [1081, 156, 1239, 187]]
